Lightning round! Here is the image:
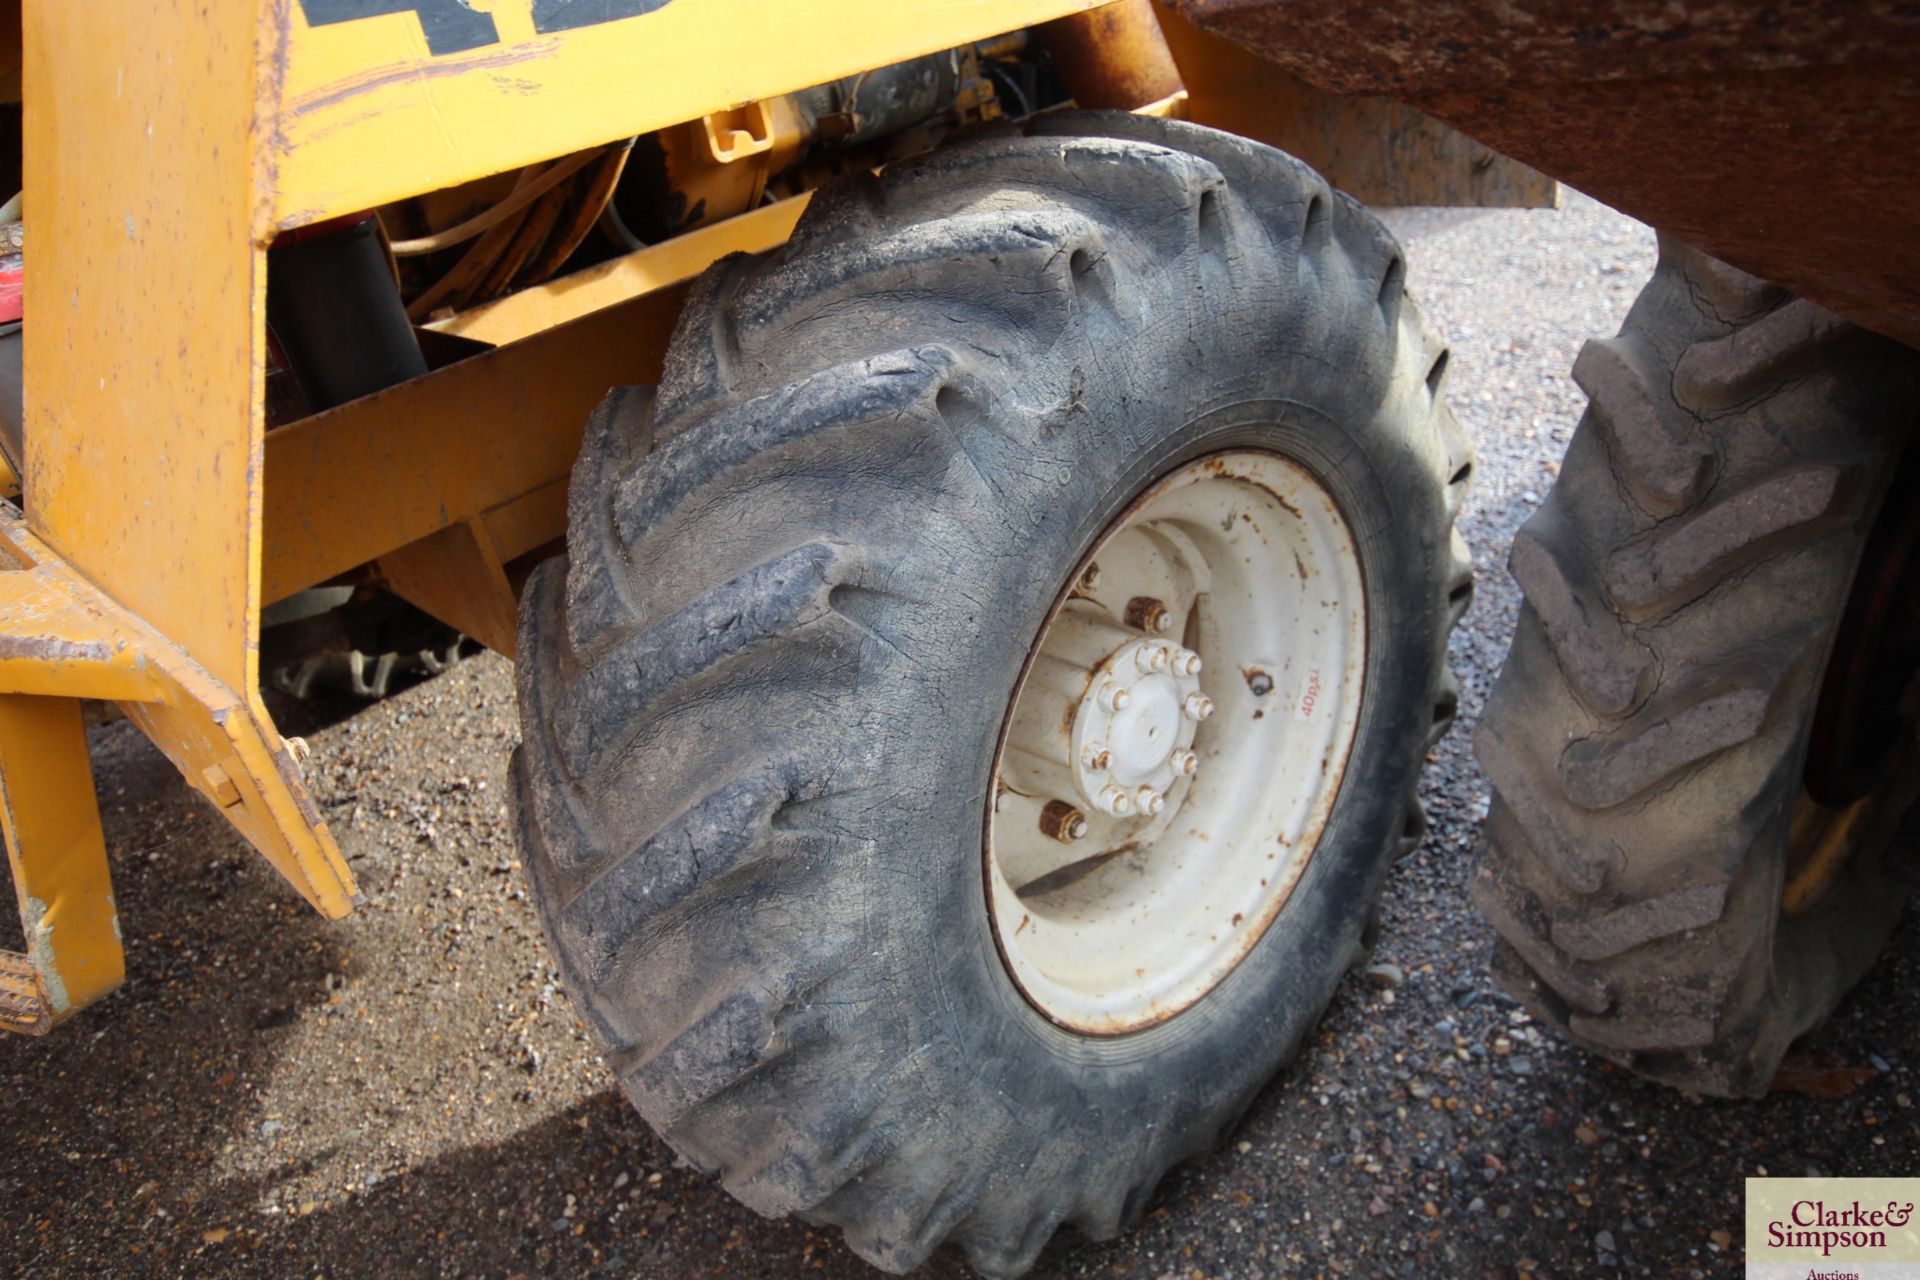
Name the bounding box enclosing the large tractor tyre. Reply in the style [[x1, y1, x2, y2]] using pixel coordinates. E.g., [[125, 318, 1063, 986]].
[[1474, 238, 1920, 1098], [512, 113, 1470, 1275]]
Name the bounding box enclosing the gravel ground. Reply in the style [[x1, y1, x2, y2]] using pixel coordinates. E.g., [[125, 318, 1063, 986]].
[[5, 190, 1917, 1280]]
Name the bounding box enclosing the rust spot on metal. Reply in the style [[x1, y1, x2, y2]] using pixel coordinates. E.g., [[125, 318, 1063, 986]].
[[1170, 0, 1908, 98], [1172, 0, 1920, 349], [0, 951, 51, 1035], [1068, 560, 1101, 602], [1244, 667, 1274, 695], [1037, 0, 1184, 110], [0, 634, 114, 664], [1039, 799, 1089, 844], [1124, 595, 1171, 633]]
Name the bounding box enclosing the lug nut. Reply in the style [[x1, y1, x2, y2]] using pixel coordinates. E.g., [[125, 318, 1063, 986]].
[[1183, 693, 1215, 721], [1172, 749, 1199, 776], [1125, 596, 1172, 634], [1099, 683, 1132, 711], [1081, 745, 1112, 772], [1177, 651, 1203, 677], [1098, 785, 1135, 817], [1131, 642, 1172, 674], [1039, 799, 1089, 843], [1135, 787, 1165, 816]]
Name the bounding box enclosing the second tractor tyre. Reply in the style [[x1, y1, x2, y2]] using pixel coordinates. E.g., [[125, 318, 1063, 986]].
[[513, 114, 1470, 1273], [1474, 238, 1920, 1097]]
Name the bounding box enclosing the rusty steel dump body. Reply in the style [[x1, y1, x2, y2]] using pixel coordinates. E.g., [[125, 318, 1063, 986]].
[[1172, 0, 1920, 352]]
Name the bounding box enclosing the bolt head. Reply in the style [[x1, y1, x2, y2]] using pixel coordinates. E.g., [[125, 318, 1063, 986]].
[[1173, 749, 1199, 776], [1125, 596, 1172, 633], [1178, 651, 1203, 677], [1098, 785, 1135, 817], [1040, 799, 1089, 843], [1100, 683, 1132, 711], [1135, 787, 1165, 816], [1082, 745, 1112, 772], [1183, 693, 1215, 722]]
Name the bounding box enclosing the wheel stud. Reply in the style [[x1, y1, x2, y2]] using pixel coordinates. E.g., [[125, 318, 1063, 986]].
[[1097, 785, 1135, 817], [1099, 683, 1132, 711], [1183, 693, 1214, 721], [1039, 799, 1089, 843], [1172, 749, 1198, 776], [1176, 650, 1203, 677], [1082, 744, 1112, 772], [1135, 787, 1165, 816]]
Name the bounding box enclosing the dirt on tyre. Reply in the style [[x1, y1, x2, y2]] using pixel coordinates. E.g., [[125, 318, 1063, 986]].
[[1474, 237, 1920, 1098], [512, 113, 1470, 1274]]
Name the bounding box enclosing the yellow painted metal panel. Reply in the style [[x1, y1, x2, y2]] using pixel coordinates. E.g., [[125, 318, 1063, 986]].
[[0, 694, 125, 1024], [263, 279, 685, 603], [274, 0, 1107, 227], [380, 518, 520, 657], [23, 0, 271, 698], [0, 569, 166, 702], [433, 195, 808, 347], [481, 479, 568, 565], [0, 512, 357, 920]]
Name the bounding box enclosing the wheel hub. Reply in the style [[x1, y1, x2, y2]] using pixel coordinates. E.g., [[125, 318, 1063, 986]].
[[1069, 637, 1210, 818]]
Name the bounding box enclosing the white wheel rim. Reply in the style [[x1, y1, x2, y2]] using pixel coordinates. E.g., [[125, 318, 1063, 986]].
[[985, 450, 1368, 1034]]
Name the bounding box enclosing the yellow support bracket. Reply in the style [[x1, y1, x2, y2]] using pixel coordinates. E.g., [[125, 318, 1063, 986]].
[[0, 693, 121, 1033], [0, 506, 356, 1031]]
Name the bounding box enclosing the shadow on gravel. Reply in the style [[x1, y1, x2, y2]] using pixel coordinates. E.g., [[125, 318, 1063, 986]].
[[175, 1091, 849, 1278], [172, 1085, 1230, 1279], [0, 720, 349, 1276]]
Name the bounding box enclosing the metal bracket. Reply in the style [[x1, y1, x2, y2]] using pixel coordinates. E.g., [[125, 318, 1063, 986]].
[[0, 505, 355, 1031]]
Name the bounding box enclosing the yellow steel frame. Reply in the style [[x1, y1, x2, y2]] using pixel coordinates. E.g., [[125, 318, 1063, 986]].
[[0, 0, 1108, 1030]]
